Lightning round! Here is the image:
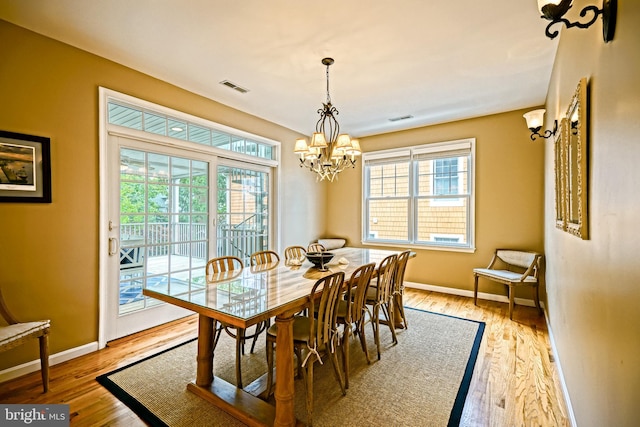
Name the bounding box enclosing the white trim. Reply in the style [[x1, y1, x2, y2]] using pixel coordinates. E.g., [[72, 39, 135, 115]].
[[544, 310, 578, 427], [404, 281, 544, 307], [0, 342, 99, 384]]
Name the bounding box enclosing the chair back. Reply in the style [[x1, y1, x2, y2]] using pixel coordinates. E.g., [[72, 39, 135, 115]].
[[308, 272, 345, 351], [373, 254, 398, 302], [346, 262, 377, 324], [206, 256, 243, 275], [250, 250, 280, 266], [284, 246, 306, 260], [307, 243, 326, 253], [392, 250, 411, 295]]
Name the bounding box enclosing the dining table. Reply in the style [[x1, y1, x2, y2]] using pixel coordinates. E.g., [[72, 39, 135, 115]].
[[143, 246, 411, 427]]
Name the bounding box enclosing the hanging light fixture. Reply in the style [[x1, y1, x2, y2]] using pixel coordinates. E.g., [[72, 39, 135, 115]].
[[294, 58, 361, 182]]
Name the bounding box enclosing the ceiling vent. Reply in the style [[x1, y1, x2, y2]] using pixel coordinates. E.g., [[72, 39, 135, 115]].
[[220, 80, 249, 94], [389, 115, 413, 122]]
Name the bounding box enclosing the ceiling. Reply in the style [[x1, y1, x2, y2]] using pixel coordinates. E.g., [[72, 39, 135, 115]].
[[0, 0, 558, 138]]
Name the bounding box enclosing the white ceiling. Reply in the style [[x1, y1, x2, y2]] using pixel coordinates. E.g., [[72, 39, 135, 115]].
[[0, 0, 558, 137]]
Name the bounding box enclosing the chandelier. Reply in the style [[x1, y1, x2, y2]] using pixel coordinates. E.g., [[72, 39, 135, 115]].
[[294, 58, 361, 182]]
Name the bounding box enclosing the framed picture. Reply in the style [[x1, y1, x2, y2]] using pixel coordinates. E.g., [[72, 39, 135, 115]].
[[0, 130, 52, 203]]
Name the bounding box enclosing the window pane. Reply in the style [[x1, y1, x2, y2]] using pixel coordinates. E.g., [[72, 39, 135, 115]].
[[188, 124, 211, 145], [416, 197, 468, 244], [168, 119, 187, 140], [144, 112, 166, 135], [369, 163, 409, 197], [418, 156, 468, 196], [109, 103, 142, 129], [367, 199, 408, 240]]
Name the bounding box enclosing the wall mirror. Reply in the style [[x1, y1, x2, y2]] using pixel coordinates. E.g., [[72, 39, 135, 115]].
[[554, 118, 568, 230], [564, 77, 589, 239]]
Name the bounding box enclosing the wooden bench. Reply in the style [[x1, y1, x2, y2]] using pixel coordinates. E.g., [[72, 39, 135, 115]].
[[473, 249, 543, 320]]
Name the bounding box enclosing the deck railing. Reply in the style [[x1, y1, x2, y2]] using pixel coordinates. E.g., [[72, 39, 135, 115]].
[[120, 222, 266, 263]]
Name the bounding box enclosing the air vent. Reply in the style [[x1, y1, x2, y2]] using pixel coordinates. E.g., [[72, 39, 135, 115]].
[[388, 115, 413, 122], [220, 80, 249, 94]]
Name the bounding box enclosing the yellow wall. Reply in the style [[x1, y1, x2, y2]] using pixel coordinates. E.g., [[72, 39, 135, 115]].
[[0, 20, 325, 370], [543, 1, 640, 426], [325, 109, 545, 293]]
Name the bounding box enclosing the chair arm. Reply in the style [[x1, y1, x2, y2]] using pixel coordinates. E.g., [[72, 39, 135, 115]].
[[485, 252, 499, 269], [519, 254, 542, 281]]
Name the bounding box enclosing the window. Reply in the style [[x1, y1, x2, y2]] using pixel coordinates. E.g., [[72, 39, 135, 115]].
[[108, 101, 274, 160], [363, 139, 475, 250]]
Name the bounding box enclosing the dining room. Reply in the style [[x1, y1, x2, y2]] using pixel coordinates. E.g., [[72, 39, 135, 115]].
[[2, 1, 640, 427]]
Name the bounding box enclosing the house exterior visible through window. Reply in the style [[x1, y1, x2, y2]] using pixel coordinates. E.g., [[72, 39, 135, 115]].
[[363, 138, 475, 250]]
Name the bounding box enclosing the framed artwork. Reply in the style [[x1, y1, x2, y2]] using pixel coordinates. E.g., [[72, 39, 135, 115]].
[[0, 130, 52, 203], [554, 118, 568, 231], [564, 77, 588, 240]]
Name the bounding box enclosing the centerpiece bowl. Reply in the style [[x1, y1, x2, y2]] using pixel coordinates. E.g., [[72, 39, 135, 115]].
[[305, 252, 334, 269]]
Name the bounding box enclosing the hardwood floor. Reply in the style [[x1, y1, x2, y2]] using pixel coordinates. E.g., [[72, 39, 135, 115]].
[[0, 289, 570, 426]]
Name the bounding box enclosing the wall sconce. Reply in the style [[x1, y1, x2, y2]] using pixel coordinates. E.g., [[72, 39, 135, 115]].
[[537, 0, 617, 42], [523, 109, 558, 140]]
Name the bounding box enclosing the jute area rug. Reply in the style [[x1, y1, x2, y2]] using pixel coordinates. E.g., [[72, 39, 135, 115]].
[[97, 308, 484, 427]]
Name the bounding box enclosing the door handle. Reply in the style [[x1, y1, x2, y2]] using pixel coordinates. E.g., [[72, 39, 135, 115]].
[[108, 237, 119, 256]]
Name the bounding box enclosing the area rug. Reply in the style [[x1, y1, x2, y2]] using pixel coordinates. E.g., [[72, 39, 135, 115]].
[[97, 308, 484, 426]]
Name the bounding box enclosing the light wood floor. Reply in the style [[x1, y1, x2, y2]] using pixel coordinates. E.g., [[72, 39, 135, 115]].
[[0, 289, 570, 426]]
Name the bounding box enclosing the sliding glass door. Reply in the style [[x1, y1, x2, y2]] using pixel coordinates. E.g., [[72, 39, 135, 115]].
[[106, 135, 212, 340], [216, 161, 271, 265]]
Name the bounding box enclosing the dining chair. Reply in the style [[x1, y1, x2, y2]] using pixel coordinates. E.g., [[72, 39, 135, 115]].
[[391, 250, 411, 330], [307, 243, 326, 253], [284, 245, 306, 260], [249, 250, 280, 266], [365, 253, 399, 360], [266, 271, 347, 426], [0, 287, 50, 393], [207, 255, 265, 389], [336, 262, 376, 386]]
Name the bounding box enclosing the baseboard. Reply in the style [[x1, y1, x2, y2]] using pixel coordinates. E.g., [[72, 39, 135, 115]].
[[405, 281, 545, 308], [543, 311, 578, 427], [0, 341, 99, 384]]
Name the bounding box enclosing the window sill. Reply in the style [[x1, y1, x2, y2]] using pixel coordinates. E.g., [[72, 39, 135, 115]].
[[361, 240, 476, 253]]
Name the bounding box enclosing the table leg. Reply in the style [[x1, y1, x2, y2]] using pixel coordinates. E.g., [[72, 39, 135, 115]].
[[274, 312, 296, 427], [196, 314, 214, 387]]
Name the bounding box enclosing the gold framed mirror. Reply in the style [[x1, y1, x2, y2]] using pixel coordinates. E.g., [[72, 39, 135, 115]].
[[564, 77, 589, 239], [555, 118, 568, 230]]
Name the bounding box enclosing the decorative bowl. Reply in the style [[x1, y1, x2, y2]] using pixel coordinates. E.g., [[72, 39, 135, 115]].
[[305, 252, 334, 269]]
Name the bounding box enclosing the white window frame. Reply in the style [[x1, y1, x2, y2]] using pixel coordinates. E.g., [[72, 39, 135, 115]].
[[362, 138, 475, 252]]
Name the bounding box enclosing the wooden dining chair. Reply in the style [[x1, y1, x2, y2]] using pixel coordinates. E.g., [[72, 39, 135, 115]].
[[307, 243, 326, 253], [284, 245, 306, 260], [391, 250, 411, 330], [0, 287, 50, 393], [336, 262, 376, 386], [207, 255, 265, 389], [249, 250, 280, 266], [266, 271, 346, 426], [206, 256, 243, 275], [364, 253, 398, 360]]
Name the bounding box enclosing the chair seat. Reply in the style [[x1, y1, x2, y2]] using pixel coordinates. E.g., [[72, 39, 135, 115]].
[[0, 320, 50, 350], [267, 316, 312, 343], [473, 268, 537, 283], [365, 283, 378, 302]]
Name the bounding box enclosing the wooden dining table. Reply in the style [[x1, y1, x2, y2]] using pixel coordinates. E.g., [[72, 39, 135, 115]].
[[143, 246, 410, 427]]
